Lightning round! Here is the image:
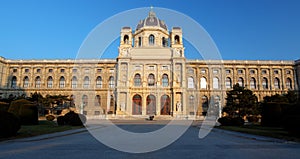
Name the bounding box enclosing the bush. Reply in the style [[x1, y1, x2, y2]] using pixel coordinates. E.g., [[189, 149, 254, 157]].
[[0, 102, 9, 112], [57, 116, 65, 126], [8, 99, 38, 125], [218, 117, 232, 126], [282, 104, 300, 136], [46, 114, 55, 121], [247, 116, 259, 123], [218, 117, 245, 126], [57, 111, 86, 126], [0, 111, 21, 137], [261, 103, 282, 127]]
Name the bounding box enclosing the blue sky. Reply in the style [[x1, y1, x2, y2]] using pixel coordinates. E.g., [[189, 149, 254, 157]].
[[0, 0, 299, 60]]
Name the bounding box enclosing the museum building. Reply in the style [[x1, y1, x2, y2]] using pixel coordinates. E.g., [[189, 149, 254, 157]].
[[0, 10, 299, 118]]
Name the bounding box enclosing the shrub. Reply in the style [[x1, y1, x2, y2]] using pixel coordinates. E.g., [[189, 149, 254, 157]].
[[231, 117, 245, 126], [282, 104, 300, 136], [0, 102, 9, 112], [57, 116, 65, 126], [8, 99, 38, 125], [64, 111, 86, 126], [246, 116, 259, 123], [19, 104, 38, 125], [57, 111, 86, 126], [0, 111, 21, 137], [261, 102, 282, 127], [46, 114, 55, 121], [218, 117, 245, 126]]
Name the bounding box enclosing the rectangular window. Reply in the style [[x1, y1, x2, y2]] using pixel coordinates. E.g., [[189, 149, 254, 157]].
[[237, 69, 243, 74], [60, 69, 65, 73], [162, 66, 168, 70], [25, 69, 29, 73], [201, 69, 206, 74], [72, 69, 77, 73], [13, 68, 17, 73], [49, 69, 53, 73], [109, 69, 114, 73], [274, 70, 279, 74], [188, 68, 194, 74], [213, 69, 219, 74], [97, 69, 102, 73], [149, 66, 155, 70], [250, 70, 255, 74], [225, 69, 231, 74]]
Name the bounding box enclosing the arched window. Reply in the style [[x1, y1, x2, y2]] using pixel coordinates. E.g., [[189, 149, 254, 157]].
[[213, 77, 219, 89], [109, 76, 115, 88], [162, 74, 169, 87], [274, 77, 280, 89], [71, 76, 77, 88], [134, 74, 141, 86], [132, 94, 142, 115], [189, 95, 195, 115], [35, 76, 41, 88], [225, 77, 232, 89], [82, 95, 88, 107], [96, 76, 102, 88], [262, 77, 268, 89], [123, 35, 129, 44], [11, 76, 17, 88], [47, 76, 53, 88], [250, 77, 256, 89], [174, 35, 180, 44], [23, 76, 29, 88], [162, 37, 167, 47], [138, 37, 142, 47], [286, 78, 292, 89], [83, 76, 90, 88], [200, 77, 207, 89], [59, 76, 65, 88], [149, 34, 155, 46], [238, 77, 244, 87], [94, 95, 101, 106], [148, 74, 155, 86], [202, 96, 208, 115], [188, 77, 195, 88]]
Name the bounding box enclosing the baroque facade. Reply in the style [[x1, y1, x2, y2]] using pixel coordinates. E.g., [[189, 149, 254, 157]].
[[0, 11, 299, 118]]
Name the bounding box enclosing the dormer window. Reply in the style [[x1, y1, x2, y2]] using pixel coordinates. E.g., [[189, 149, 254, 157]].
[[123, 35, 129, 44], [149, 34, 155, 46], [174, 35, 180, 44]]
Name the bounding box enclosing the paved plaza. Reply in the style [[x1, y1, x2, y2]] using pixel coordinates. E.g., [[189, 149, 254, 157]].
[[0, 120, 300, 159]]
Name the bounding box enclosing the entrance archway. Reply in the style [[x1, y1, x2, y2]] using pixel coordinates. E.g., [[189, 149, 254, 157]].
[[161, 95, 170, 115], [146, 95, 156, 115], [132, 94, 142, 115]]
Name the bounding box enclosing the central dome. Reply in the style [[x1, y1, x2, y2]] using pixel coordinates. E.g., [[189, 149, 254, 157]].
[[136, 10, 168, 31]]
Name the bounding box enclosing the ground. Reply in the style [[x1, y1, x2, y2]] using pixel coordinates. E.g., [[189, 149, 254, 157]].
[[0, 120, 300, 159]]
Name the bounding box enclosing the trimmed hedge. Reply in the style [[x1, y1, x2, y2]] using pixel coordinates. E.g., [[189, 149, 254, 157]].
[[8, 99, 38, 125], [0, 111, 21, 137], [0, 102, 9, 112], [261, 102, 283, 126], [57, 111, 86, 126], [218, 117, 245, 126], [282, 103, 300, 136], [46, 114, 55, 121]]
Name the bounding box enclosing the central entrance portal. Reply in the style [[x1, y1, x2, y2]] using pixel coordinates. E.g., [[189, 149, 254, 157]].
[[146, 95, 156, 115]]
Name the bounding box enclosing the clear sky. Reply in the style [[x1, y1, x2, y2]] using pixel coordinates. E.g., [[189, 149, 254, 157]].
[[0, 0, 299, 61]]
